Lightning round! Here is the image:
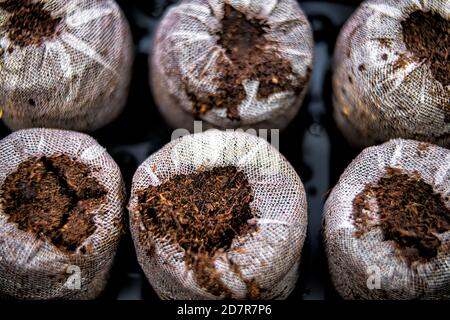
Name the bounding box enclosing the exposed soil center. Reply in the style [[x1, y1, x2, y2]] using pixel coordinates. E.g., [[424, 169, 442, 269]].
[[190, 4, 308, 121], [353, 167, 450, 264], [137, 166, 259, 298], [401, 10, 449, 86], [0, 155, 107, 253], [0, 0, 62, 47]]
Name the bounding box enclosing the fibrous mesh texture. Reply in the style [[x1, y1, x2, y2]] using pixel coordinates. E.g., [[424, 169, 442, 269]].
[[332, 0, 449, 148], [324, 139, 450, 299], [151, 0, 314, 131], [129, 130, 307, 299], [0, 0, 134, 132], [0, 128, 125, 299]]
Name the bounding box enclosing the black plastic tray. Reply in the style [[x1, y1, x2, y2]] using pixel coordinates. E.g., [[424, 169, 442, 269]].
[[0, 0, 366, 300]]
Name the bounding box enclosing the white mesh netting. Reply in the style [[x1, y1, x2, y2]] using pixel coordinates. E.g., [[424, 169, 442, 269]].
[[324, 139, 450, 299], [128, 130, 307, 299], [332, 0, 449, 148], [0, 0, 133, 132], [151, 0, 314, 131], [0, 128, 125, 299]]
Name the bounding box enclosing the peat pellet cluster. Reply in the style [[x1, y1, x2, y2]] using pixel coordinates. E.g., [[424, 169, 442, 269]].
[[2, 0, 449, 302], [325, 139, 450, 300], [1, 154, 107, 254], [0, 0, 133, 132], [137, 166, 258, 298], [0, 129, 125, 300], [332, 0, 449, 148], [129, 130, 308, 300], [151, 0, 313, 131]]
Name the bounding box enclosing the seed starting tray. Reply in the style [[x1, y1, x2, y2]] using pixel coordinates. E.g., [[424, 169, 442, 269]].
[[0, 0, 367, 300]]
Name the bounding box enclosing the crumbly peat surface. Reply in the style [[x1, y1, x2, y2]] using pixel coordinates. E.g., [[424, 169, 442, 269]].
[[0, 0, 63, 47], [0, 154, 107, 254], [136, 166, 260, 298], [401, 10, 449, 86], [353, 167, 450, 264]]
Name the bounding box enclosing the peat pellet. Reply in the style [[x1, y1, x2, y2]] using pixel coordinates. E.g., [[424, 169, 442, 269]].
[[151, 0, 314, 131], [332, 0, 449, 148], [0, 0, 133, 132], [128, 130, 307, 299], [324, 139, 450, 299], [0, 129, 125, 299]]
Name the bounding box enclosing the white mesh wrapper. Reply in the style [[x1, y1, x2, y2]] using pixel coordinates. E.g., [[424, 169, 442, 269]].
[[0, 0, 133, 132], [324, 139, 450, 299], [151, 0, 314, 131], [128, 130, 307, 299], [0, 129, 125, 299], [332, 0, 449, 148]]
